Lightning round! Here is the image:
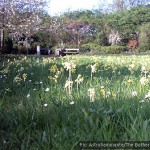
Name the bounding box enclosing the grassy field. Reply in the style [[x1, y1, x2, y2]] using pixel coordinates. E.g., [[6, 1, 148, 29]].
[[0, 54, 150, 149]]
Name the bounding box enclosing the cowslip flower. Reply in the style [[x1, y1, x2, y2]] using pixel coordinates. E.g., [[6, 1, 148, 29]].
[[64, 80, 73, 89], [140, 77, 149, 85], [88, 88, 95, 102], [22, 73, 27, 81], [129, 63, 135, 70], [64, 80, 73, 95], [14, 75, 22, 83], [91, 64, 97, 73], [131, 91, 138, 97], [3, 68, 9, 74], [50, 64, 57, 73], [20, 67, 24, 71], [75, 74, 83, 84], [141, 66, 147, 73], [145, 91, 150, 99], [127, 79, 133, 83], [62, 62, 76, 71]]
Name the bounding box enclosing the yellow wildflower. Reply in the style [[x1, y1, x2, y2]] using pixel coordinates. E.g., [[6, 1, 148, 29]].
[[140, 77, 149, 85], [112, 92, 116, 97], [22, 73, 27, 81], [20, 67, 24, 71], [62, 61, 76, 72], [127, 79, 133, 83], [3, 68, 9, 74], [48, 76, 57, 83], [88, 88, 95, 102], [50, 65, 57, 73], [91, 64, 97, 73], [14, 75, 22, 83], [75, 74, 84, 84]]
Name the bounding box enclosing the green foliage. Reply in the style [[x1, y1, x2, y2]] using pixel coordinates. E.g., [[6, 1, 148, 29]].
[[106, 5, 150, 39], [80, 43, 126, 54], [32, 31, 57, 47], [2, 5, 150, 53], [138, 23, 150, 48], [94, 31, 109, 46], [100, 46, 126, 54]]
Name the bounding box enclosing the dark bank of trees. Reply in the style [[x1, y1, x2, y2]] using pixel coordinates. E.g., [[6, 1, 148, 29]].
[[0, 0, 150, 54]]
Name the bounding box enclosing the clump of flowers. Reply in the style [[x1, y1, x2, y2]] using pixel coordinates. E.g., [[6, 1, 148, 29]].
[[75, 74, 84, 92], [88, 88, 95, 102], [141, 65, 148, 77], [128, 63, 135, 73], [140, 77, 149, 85], [131, 91, 138, 97], [100, 86, 113, 98], [145, 91, 150, 99], [14, 75, 22, 84], [3, 68, 9, 74], [49, 64, 57, 73], [62, 60, 76, 95], [139, 90, 150, 103], [64, 80, 73, 95], [91, 64, 97, 80], [22, 73, 27, 81]]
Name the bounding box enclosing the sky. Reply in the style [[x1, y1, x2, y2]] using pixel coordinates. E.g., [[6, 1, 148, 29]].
[[47, 0, 113, 16]]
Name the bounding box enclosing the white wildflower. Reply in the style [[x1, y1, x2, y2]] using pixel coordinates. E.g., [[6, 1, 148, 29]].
[[139, 99, 145, 103], [62, 62, 76, 71], [45, 88, 50, 92], [75, 74, 83, 84], [44, 104, 48, 107], [88, 88, 95, 102], [64, 80, 73, 89], [131, 91, 138, 97], [145, 91, 150, 99], [70, 101, 75, 105], [140, 77, 148, 85], [141, 65, 146, 72], [91, 64, 97, 73], [129, 63, 135, 70], [27, 94, 30, 98]]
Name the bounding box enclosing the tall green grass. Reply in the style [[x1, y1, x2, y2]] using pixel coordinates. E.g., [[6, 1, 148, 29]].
[[0, 55, 150, 149]]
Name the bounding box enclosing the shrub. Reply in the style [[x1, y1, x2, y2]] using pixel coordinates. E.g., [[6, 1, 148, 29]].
[[100, 46, 126, 54], [138, 23, 150, 49], [79, 44, 91, 53]]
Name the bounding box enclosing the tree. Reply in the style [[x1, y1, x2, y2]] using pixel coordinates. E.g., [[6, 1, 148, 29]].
[[112, 0, 150, 11], [138, 23, 150, 48], [0, 0, 48, 53]]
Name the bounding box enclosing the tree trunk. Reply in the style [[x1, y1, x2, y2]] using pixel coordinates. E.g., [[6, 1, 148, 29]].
[[0, 29, 4, 53]]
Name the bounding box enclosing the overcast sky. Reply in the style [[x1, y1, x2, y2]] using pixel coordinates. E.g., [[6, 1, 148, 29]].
[[47, 0, 113, 16]]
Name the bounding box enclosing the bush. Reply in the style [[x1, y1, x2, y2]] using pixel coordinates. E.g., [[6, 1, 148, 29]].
[[80, 44, 126, 54], [80, 43, 101, 53], [136, 45, 150, 52], [79, 44, 91, 53], [138, 23, 150, 48], [100, 46, 126, 54]]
